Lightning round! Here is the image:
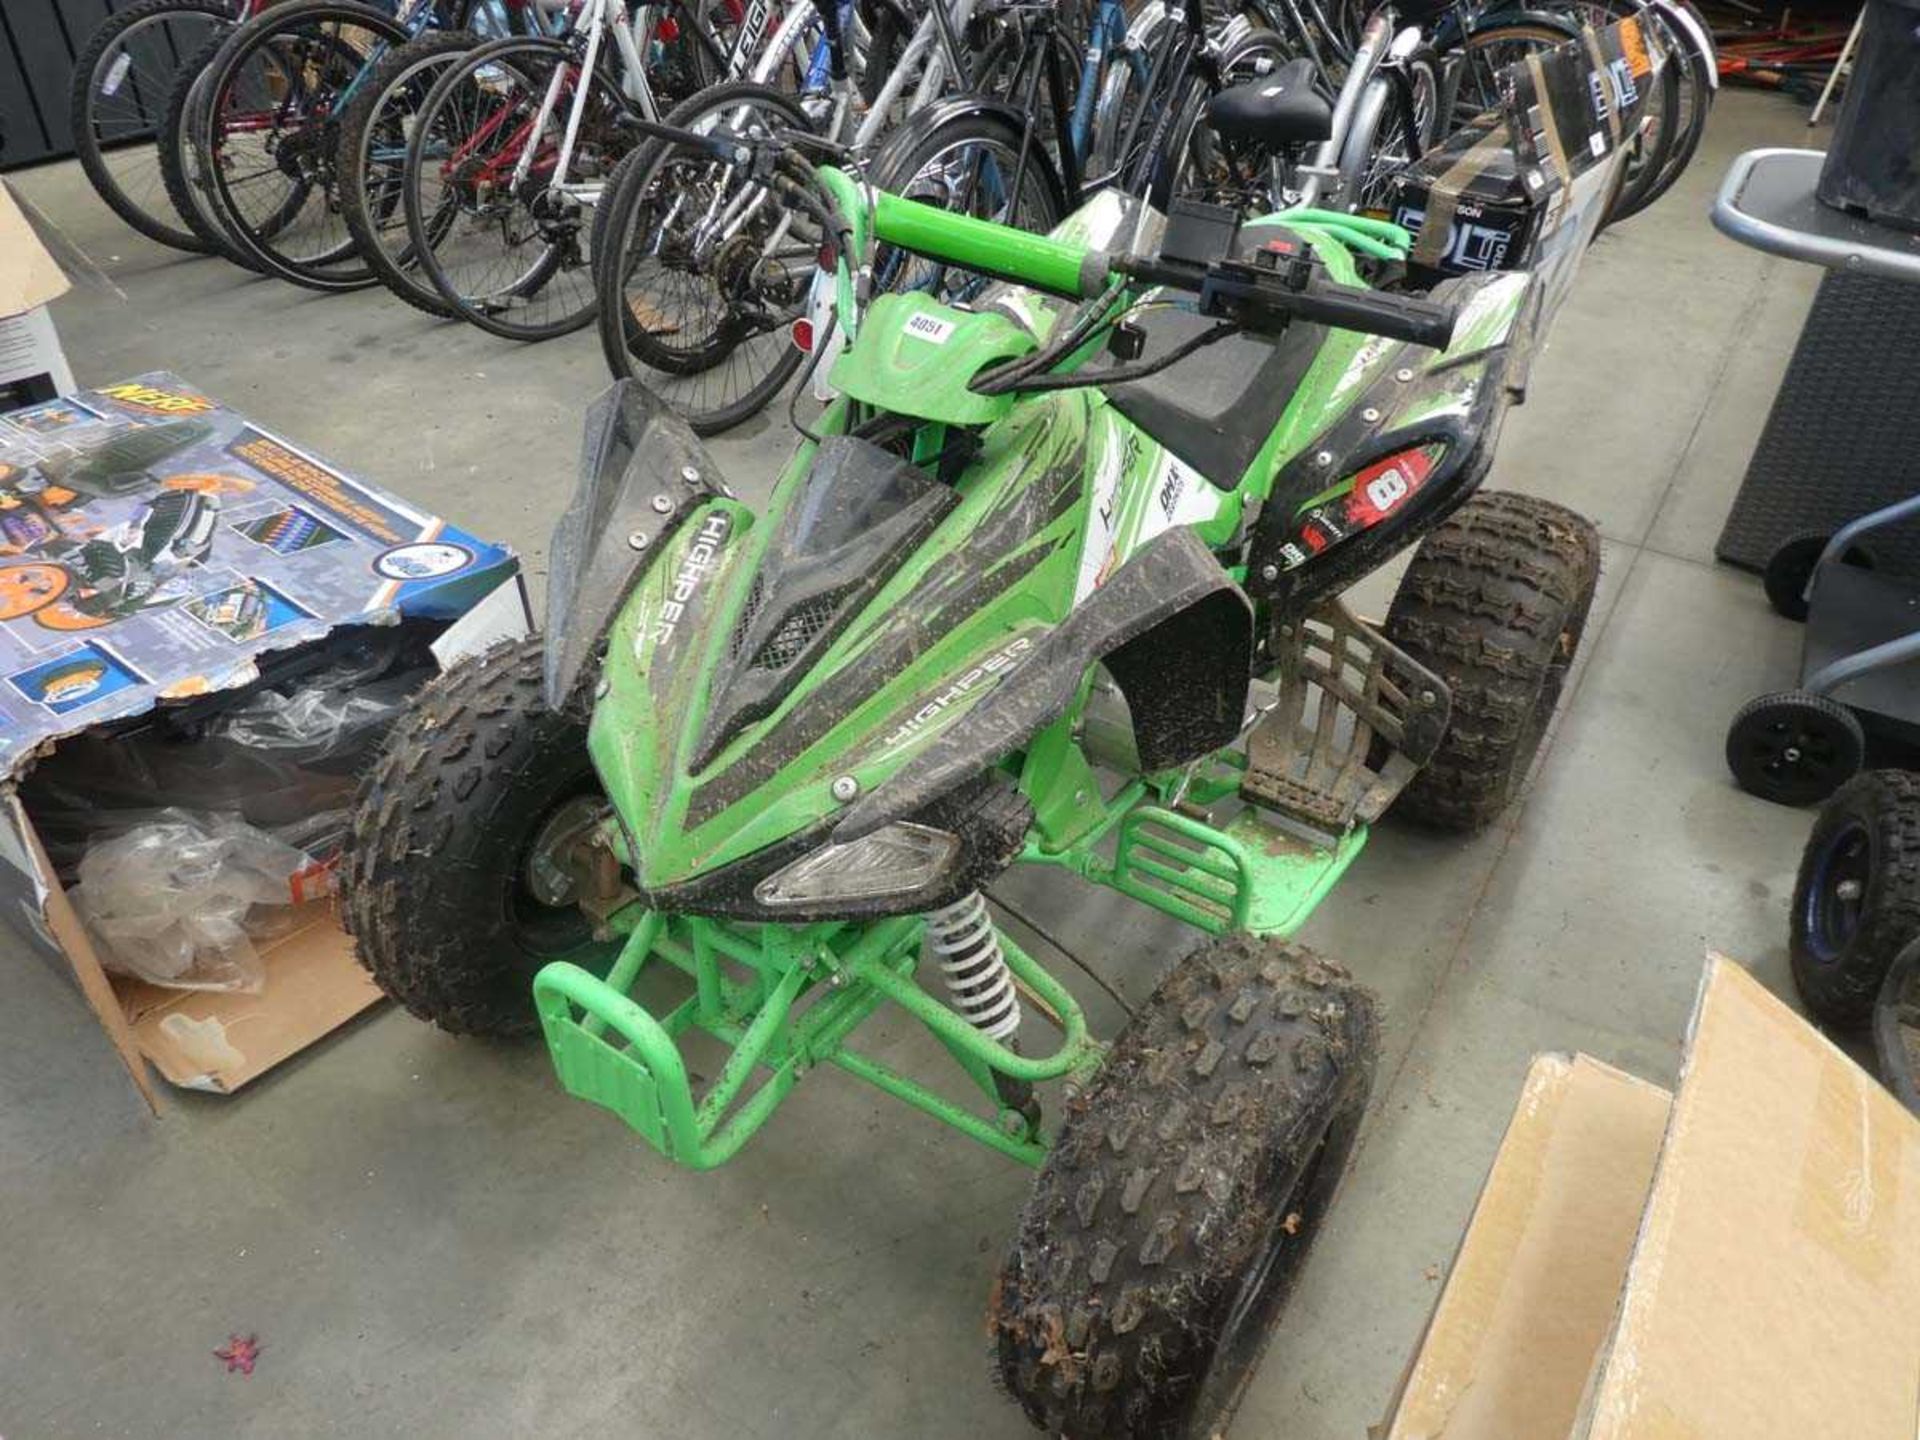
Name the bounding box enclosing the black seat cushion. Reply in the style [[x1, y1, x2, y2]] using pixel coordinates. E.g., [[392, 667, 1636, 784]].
[[1105, 307, 1326, 491], [1206, 59, 1333, 148]]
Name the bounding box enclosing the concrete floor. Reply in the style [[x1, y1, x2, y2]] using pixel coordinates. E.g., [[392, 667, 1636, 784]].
[[2, 90, 1836, 1439]]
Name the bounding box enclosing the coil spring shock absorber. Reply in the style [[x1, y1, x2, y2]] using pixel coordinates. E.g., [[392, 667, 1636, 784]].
[[926, 890, 1021, 1039], [925, 891, 1039, 1128]]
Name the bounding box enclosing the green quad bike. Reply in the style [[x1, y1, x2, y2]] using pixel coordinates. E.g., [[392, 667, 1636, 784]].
[[345, 76, 1628, 1438]]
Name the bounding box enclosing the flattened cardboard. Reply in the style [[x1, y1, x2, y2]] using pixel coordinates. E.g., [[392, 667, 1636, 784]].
[[1571, 958, 1920, 1440], [1381, 1054, 1672, 1440], [114, 904, 382, 1093], [0, 182, 70, 319]]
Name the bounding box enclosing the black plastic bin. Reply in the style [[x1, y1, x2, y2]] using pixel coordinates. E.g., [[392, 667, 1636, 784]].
[[1818, 0, 1920, 231]]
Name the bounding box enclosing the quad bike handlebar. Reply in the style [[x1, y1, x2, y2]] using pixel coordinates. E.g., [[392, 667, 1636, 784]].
[[618, 119, 1459, 351], [1111, 249, 1459, 350]]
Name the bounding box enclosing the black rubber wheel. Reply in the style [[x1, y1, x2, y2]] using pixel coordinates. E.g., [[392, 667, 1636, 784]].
[[596, 81, 818, 433], [335, 30, 481, 318], [1872, 935, 1920, 1115], [1598, 20, 1683, 227], [864, 104, 1068, 307], [1763, 531, 1874, 623], [1726, 690, 1865, 808], [1444, 18, 1578, 130], [68, 0, 235, 254], [196, 0, 410, 290], [157, 31, 265, 270], [1333, 45, 1447, 214], [343, 635, 617, 1037], [992, 933, 1376, 1440], [855, 0, 907, 106], [1788, 769, 1920, 1028], [1383, 491, 1601, 832], [405, 35, 626, 340]]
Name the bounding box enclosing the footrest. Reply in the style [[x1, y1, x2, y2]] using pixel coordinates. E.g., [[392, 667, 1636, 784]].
[[534, 961, 699, 1162], [1105, 805, 1369, 936], [1241, 599, 1451, 830]]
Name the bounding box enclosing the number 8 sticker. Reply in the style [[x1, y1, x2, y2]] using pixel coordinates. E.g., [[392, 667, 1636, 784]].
[[1365, 469, 1410, 512]]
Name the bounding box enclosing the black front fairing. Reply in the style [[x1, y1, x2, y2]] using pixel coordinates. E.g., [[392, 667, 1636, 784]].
[[690, 437, 957, 769], [544, 382, 718, 707]]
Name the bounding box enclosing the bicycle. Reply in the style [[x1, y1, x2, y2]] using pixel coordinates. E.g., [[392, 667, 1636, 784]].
[[398, 0, 765, 341], [587, 0, 1013, 424], [179, 0, 554, 291], [69, 0, 266, 253]]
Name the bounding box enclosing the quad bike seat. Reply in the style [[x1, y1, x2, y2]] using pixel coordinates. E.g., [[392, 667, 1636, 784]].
[[1206, 59, 1333, 148], [1105, 304, 1326, 491]]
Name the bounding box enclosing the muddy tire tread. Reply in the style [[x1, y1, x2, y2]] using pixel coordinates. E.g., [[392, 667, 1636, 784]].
[[991, 932, 1376, 1440], [342, 635, 594, 1036], [1385, 491, 1600, 832]]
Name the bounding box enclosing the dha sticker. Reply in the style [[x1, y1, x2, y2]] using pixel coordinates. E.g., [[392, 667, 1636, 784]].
[[374, 541, 473, 581], [904, 313, 955, 345]]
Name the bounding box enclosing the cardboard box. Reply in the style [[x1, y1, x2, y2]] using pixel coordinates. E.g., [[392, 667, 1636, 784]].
[[1380, 1053, 1673, 1440], [0, 373, 528, 1107], [0, 181, 75, 410], [1382, 957, 1920, 1440]]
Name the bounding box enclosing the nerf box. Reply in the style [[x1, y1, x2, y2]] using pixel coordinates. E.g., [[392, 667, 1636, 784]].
[[0, 372, 528, 1103]]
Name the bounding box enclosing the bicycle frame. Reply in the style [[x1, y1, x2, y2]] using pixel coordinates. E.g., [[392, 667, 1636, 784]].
[[511, 0, 660, 198], [1068, 0, 1150, 160]]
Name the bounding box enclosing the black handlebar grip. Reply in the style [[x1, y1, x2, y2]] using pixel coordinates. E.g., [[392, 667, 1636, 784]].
[[1290, 281, 1458, 351]]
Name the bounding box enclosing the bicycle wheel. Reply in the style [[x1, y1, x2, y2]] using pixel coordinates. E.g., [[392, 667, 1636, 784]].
[[596, 81, 817, 433], [337, 30, 483, 315], [157, 31, 266, 268], [1149, 26, 1288, 210], [197, 0, 412, 289], [406, 36, 632, 341], [866, 106, 1069, 302], [1552, 0, 1708, 219], [68, 0, 236, 253], [1444, 17, 1574, 124], [1335, 44, 1446, 213], [1603, 31, 1682, 223]]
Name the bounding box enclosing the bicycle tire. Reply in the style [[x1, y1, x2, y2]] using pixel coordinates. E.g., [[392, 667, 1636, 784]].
[[1084, 0, 1168, 185], [596, 81, 817, 433], [336, 29, 482, 316], [865, 101, 1070, 296], [68, 0, 236, 253], [1334, 45, 1446, 212], [157, 30, 267, 270], [1148, 26, 1287, 210], [1602, 34, 1681, 223], [1573, 0, 1709, 219], [1442, 16, 1576, 126], [406, 35, 625, 340], [197, 0, 412, 290]]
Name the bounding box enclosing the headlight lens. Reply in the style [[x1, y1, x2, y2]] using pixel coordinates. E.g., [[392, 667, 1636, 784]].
[[754, 822, 960, 907]]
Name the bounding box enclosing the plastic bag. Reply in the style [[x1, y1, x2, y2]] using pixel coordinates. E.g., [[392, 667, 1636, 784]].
[[70, 810, 311, 994], [20, 629, 438, 870]]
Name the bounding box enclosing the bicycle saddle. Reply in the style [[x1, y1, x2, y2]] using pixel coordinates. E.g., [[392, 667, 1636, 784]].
[[1206, 59, 1333, 147]]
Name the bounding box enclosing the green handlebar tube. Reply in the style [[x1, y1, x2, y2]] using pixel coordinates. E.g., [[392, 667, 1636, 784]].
[[815, 166, 1413, 316]]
